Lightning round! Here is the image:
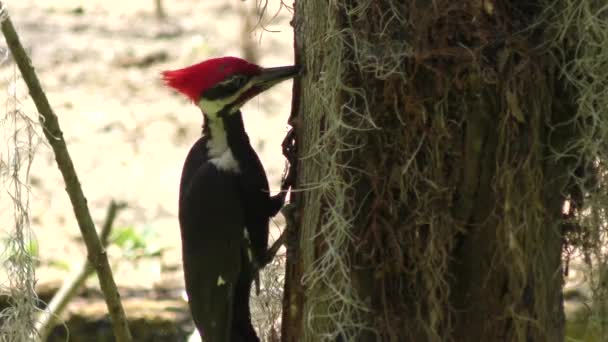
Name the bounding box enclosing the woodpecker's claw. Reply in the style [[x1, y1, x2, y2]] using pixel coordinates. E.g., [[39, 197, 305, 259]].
[[269, 192, 287, 217]]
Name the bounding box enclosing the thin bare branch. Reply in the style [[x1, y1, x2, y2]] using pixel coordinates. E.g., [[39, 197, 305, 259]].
[[35, 201, 128, 341]]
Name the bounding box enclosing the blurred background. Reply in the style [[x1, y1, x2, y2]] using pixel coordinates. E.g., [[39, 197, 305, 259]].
[[0, 0, 293, 340]]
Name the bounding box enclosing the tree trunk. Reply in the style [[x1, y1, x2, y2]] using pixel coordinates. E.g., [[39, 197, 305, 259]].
[[282, 1, 585, 341]]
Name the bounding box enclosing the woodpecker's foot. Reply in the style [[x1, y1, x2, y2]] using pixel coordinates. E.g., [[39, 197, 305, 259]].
[[268, 192, 287, 217], [259, 231, 287, 269]]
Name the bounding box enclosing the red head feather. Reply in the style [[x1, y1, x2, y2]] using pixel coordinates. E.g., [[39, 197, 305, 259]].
[[162, 57, 262, 102]]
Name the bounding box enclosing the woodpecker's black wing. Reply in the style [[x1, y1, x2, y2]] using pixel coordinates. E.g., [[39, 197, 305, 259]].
[[230, 243, 259, 342], [236, 151, 272, 263], [179, 138, 246, 342], [223, 113, 279, 264]]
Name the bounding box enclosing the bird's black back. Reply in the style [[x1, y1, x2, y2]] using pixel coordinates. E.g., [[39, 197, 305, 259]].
[[222, 112, 271, 260], [179, 137, 247, 341], [179, 111, 272, 342]]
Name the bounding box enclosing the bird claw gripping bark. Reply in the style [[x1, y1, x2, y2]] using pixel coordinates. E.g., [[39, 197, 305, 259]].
[[255, 127, 298, 295]]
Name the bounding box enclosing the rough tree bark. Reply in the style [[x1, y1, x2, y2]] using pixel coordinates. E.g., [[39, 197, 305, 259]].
[[283, 1, 582, 341]]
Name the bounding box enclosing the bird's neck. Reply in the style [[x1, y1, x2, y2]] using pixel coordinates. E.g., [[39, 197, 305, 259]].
[[203, 110, 253, 172]]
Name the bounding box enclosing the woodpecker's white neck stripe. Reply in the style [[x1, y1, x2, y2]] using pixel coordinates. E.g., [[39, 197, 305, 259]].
[[210, 149, 240, 172], [204, 114, 241, 173]]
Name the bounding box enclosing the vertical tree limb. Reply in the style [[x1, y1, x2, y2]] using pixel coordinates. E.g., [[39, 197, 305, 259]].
[[281, 5, 305, 340], [0, 4, 132, 341]]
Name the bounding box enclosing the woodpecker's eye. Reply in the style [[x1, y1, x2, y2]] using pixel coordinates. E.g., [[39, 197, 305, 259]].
[[202, 75, 250, 100], [230, 75, 247, 88]]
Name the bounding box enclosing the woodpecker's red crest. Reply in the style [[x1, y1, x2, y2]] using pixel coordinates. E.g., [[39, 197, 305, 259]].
[[162, 57, 262, 102]]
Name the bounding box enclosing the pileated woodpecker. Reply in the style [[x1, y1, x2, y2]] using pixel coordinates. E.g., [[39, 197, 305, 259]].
[[162, 57, 298, 342]]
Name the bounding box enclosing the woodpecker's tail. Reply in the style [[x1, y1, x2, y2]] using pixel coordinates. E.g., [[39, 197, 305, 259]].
[[230, 249, 260, 342]]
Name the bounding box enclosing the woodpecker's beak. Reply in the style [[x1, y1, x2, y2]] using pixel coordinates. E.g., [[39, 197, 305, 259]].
[[233, 65, 299, 109], [253, 65, 300, 91]]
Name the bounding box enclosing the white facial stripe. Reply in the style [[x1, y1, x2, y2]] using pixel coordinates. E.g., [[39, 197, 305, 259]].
[[206, 120, 228, 157], [197, 78, 258, 116], [199, 97, 233, 117], [218, 74, 247, 86], [217, 275, 226, 286]]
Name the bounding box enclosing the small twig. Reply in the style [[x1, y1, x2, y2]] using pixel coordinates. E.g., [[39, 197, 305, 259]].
[[266, 231, 287, 264], [99, 201, 127, 243], [0, 5, 133, 342], [35, 201, 127, 341], [154, 0, 167, 21]]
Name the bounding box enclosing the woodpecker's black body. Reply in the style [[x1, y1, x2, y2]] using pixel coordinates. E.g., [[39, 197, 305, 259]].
[[165, 57, 297, 342], [179, 111, 283, 341]]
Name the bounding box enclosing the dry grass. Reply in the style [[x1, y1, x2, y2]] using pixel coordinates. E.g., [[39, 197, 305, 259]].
[[0, 60, 41, 340]]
